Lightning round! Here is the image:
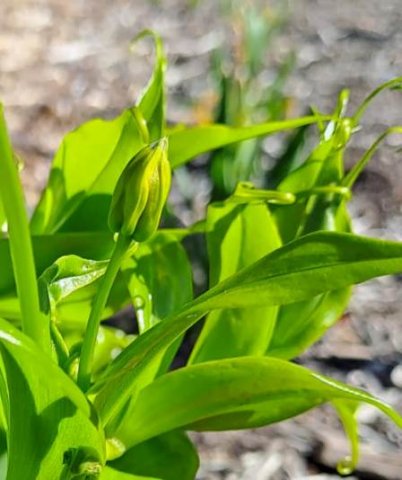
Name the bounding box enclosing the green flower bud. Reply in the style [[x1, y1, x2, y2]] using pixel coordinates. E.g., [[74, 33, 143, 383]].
[[108, 137, 171, 241]]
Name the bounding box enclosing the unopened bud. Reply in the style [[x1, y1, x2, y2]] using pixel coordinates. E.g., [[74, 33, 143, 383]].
[[108, 138, 171, 241]]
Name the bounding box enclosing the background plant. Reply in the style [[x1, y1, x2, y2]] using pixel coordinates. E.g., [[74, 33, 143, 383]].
[[0, 31, 401, 479]]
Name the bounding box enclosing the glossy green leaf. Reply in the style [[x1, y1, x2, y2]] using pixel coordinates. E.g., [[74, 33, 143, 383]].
[[92, 231, 402, 429], [38, 255, 108, 318], [190, 202, 281, 363], [41, 232, 188, 331], [53, 271, 130, 332], [267, 200, 352, 358], [122, 232, 192, 334], [192, 231, 402, 312], [0, 319, 104, 479], [113, 357, 402, 448], [168, 115, 327, 169], [31, 109, 143, 234], [108, 432, 198, 480]]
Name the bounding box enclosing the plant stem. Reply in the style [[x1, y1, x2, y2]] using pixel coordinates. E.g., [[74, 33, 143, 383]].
[[78, 234, 132, 391], [0, 106, 52, 354]]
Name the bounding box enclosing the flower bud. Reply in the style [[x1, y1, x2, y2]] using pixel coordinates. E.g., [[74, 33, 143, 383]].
[[108, 137, 171, 241]]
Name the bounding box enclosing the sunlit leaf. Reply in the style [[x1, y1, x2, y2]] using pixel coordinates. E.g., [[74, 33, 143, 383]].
[[92, 231, 402, 429], [190, 202, 281, 363], [113, 357, 402, 457], [0, 319, 104, 479], [31, 110, 143, 234], [168, 115, 327, 168]]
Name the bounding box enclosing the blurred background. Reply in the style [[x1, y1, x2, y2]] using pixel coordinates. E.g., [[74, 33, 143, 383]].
[[1, 0, 402, 478]]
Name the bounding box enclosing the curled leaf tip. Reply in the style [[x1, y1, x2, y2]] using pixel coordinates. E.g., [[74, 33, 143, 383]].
[[336, 456, 355, 476]]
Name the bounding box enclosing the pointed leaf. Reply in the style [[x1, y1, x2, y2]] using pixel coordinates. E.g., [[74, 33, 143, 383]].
[[168, 116, 327, 168], [113, 357, 402, 451], [92, 231, 402, 428], [193, 231, 402, 312]]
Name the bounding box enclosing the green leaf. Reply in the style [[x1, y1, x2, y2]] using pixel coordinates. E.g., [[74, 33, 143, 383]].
[[266, 123, 310, 189], [190, 202, 281, 363], [38, 255, 128, 370], [135, 30, 166, 141], [0, 197, 5, 236], [267, 288, 352, 359], [122, 232, 192, 334], [192, 231, 402, 312], [108, 432, 198, 480], [31, 110, 143, 234], [92, 231, 402, 429], [273, 92, 351, 243], [123, 232, 192, 381], [0, 233, 115, 324], [113, 357, 402, 451], [168, 115, 327, 169], [101, 466, 159, 480], [210, 138, 259, 199], [91, 327, 135, 379], [0, 319, 104, 479], [268, 201, 352, 358], [267, 115, 353, 355], [53, 271, 130, 332], [38, 255, 108, 317], [102, 234, 193, 434]]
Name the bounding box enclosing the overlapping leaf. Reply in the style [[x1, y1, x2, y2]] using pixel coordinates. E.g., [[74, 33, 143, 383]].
[[31, 110, 144, 234], [91, 231, 402, 430], [190, 202, 281, 363]]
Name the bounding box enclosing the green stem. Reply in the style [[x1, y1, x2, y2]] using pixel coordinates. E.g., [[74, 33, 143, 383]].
[[342, 126, 402, 189], [353, 77, 402, 124], [78, 234, 132, 391], [0, 106, 51, 353]]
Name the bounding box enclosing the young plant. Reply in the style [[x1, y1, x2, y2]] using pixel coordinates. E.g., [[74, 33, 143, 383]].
[[0, 31, 401, 479]]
